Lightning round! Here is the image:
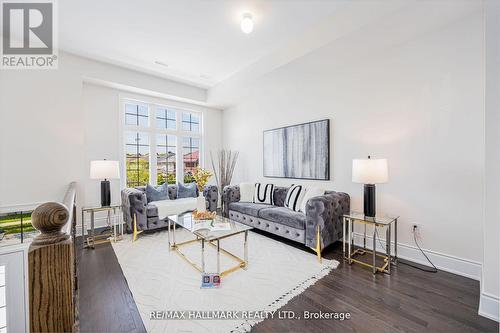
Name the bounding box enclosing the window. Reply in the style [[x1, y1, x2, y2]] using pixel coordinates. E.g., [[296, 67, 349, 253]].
[[123, 99, 202, 188], [125, 132, 150, 187], [182, 137, 200, 183], [157, 134, 176, 185], [156, 107, 176, 130], [125, 103, 149, 127], [182, 112, 200, 132]]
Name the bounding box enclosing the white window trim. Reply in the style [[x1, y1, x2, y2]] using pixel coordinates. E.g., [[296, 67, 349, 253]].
[[119, 96, 204, 188]]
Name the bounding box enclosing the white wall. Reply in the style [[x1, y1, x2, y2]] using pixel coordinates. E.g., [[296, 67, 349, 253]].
[[0, 53, 85, 209], [480, 0, 500, 322], [0, 52, 222, 213], [222, 10, 485, 276]]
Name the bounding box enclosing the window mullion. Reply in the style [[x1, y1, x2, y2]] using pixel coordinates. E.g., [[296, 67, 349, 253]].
[[136, 133, 140, 186], [150, 133, 157, 186], [149, 103, 157, 186], [176, 112, 183, 184]]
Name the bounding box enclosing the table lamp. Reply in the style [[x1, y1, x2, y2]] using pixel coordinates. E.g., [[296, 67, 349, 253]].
[[352, 156, 388, 217], [90, 160, 120, 207]]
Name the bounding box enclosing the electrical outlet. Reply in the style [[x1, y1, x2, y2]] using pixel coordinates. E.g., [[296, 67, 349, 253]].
[[412, 224, 422, 239]]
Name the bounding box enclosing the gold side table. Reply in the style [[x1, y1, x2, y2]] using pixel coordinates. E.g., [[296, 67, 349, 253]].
[[82, 204, 123, 249], [343, 211, 398, 274]]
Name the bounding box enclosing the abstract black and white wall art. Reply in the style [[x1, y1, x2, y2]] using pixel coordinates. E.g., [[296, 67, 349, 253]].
[[263, 119, 330, 180]]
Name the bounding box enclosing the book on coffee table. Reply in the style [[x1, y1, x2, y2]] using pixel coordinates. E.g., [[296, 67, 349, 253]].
[[191, 220, 231, 232]]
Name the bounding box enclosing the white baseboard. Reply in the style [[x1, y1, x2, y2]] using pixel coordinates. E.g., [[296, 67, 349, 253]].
[[350, 232, 482, 281], [479, 292, 500, 322]]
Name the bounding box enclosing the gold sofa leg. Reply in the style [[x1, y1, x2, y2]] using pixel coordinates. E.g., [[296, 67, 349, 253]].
[[133, 214, 143, 242], [315, 225, 322, 263]]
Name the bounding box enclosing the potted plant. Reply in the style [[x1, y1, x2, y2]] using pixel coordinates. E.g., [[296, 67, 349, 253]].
[[192, 166, 213, 212]]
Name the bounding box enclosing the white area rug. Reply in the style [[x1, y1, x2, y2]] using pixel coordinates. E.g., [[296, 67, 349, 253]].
[[112, 229, 338, 333]]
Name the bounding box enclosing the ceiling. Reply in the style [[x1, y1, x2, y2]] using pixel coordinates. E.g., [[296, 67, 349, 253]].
[[59, 0, 343, 88]]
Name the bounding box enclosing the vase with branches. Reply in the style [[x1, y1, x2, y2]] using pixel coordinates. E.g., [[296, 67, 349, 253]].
[[210, 149, 239, 212]]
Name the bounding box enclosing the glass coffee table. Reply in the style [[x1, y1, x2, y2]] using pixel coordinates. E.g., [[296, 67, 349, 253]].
[[167, 212, 253, 277]]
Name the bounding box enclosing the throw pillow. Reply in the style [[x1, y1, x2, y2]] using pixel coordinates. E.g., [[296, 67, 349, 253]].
[[300, 187, 326, 213], [177, 182, 198, 199], [145, 183, 169, 203], [239, 182, 254, 202], [254, 183, 274, 205], [284, 184, 305, 212]]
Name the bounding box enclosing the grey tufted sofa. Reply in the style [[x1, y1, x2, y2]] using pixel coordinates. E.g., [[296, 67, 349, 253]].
[[121, 184, 218, 234], [222, 185, 349, 261]]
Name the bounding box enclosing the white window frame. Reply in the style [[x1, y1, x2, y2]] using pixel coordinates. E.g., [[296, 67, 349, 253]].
[[120, 97, 203, 187]]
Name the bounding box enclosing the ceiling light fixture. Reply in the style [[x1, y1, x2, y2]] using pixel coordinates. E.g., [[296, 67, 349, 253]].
[[240, 13, 254, 34]]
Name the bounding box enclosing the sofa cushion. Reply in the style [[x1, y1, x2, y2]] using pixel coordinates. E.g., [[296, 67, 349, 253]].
[[300, 187, 325, 213], [254, 183, 274, 204], [150, 198, 197, 219], [146, 183, 169, 203], [229, 202, 274, 217], [258, 207, 306, 229], [137, 185, 178, 200], [177, 182, 197, 198], [239, 182, 254, 203], [272, 186, 289, 207], [284, 185, 305, 212]]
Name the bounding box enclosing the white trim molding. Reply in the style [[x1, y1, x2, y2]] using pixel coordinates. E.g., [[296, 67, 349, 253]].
[[479, 292, 500, 322], [350, 232, 482, 281], [0, 242, 30, 333]]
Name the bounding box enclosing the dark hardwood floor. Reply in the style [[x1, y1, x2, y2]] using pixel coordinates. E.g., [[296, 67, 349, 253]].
[[77, 237, 146, 333], [78, 232, 498, 333]]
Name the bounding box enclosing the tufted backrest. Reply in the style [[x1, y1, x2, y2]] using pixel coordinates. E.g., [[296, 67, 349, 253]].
[[135, 184, 198, 200], [272, 186, 289, 207], [272, 187, 341, 208]]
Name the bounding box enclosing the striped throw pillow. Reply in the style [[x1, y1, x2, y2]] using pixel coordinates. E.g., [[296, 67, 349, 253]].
[[284, 185, 305, 212], [254, 183, 274, 205]]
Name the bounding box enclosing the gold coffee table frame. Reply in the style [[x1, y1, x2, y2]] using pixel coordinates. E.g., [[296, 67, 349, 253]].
[[167, 217, 249, 277]]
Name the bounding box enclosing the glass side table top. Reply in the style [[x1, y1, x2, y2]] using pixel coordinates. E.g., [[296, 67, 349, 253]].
[[82, 204, 121, 212], [168, 212, 253, 241], [343, 211, 399, 225]]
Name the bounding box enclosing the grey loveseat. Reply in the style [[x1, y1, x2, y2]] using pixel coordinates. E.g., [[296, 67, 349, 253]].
[[121, 184, 218, 234], [222, 185, 349, 261]]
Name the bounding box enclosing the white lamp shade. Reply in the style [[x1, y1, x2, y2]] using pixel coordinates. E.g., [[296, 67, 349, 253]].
[[90, 160, 120, 180], [352, 158, 388, 184]]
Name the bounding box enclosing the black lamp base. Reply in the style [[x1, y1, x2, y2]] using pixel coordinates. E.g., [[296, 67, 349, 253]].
[[364, 184, 376, 217], [101, 180, 111, 207]]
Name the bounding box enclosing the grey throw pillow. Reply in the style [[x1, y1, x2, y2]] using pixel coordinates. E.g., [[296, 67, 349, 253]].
[[177, 182, 198, 198], [146, 183, 169, 203]]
